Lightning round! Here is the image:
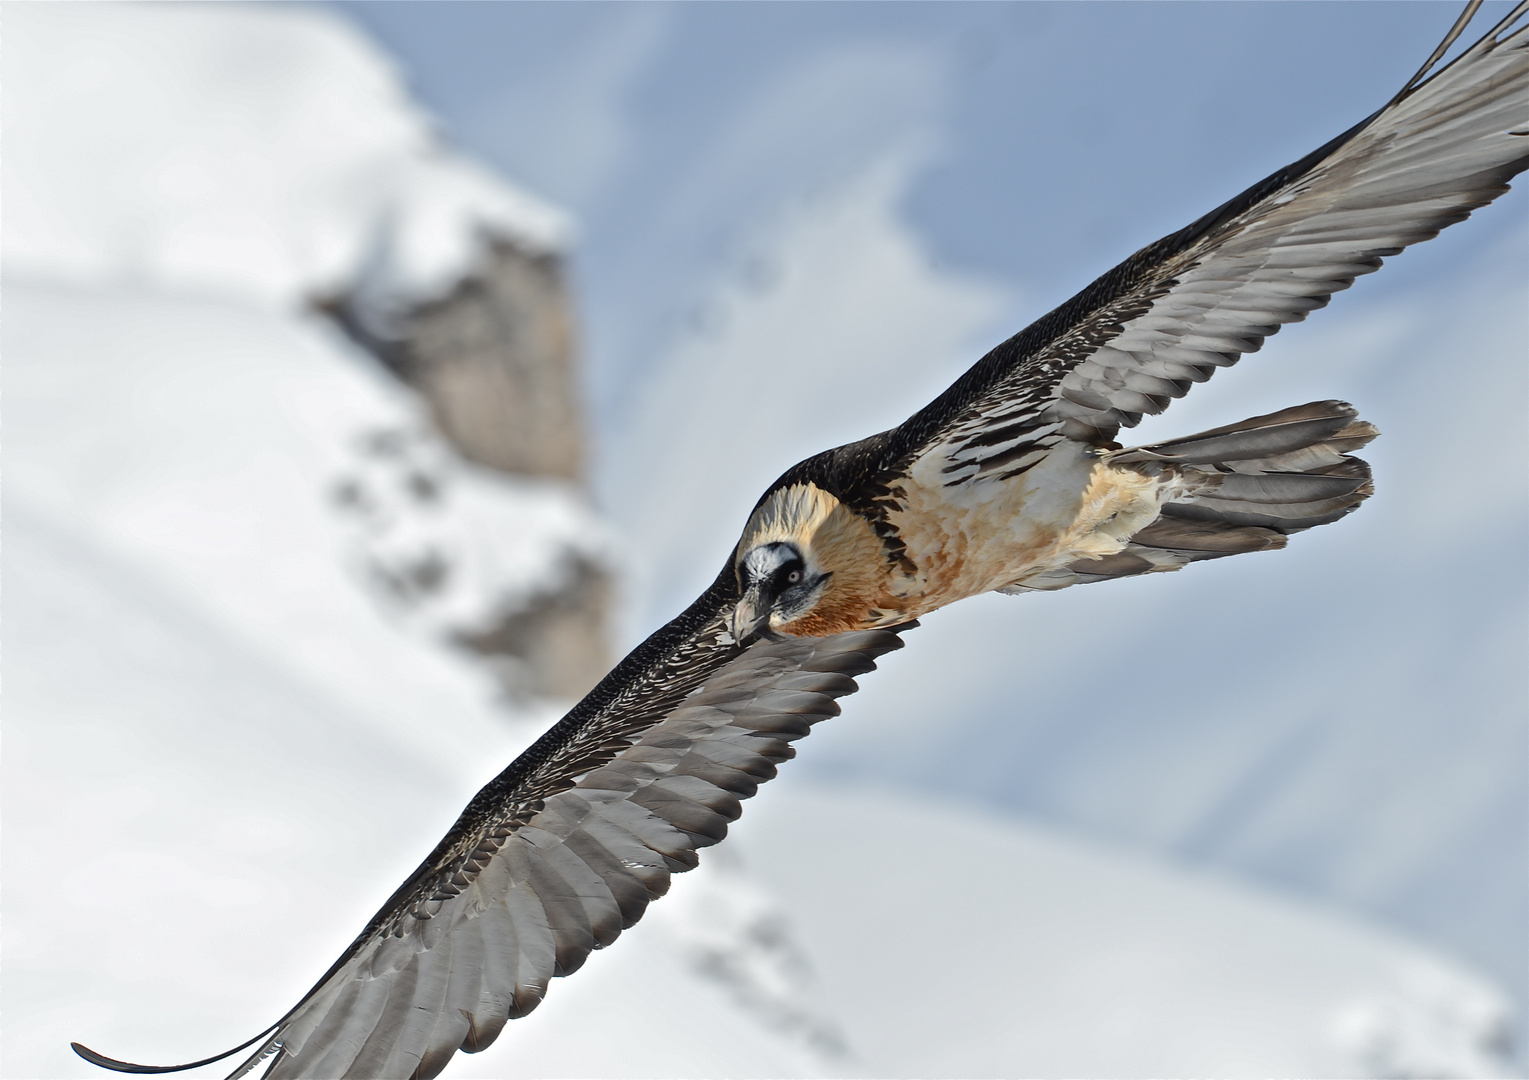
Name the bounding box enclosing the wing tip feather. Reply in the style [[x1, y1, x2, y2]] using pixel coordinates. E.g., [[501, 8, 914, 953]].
[[70, 1025, 283, 1077]]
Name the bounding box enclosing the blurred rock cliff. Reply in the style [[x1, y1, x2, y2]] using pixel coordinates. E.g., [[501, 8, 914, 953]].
[[322, 235, 609, 700]]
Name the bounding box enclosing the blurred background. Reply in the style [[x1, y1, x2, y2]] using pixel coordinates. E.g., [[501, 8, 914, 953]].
[[5, 3, 1525, 1077]]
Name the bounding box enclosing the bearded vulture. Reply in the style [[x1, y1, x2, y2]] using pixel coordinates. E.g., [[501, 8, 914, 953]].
[[76, 4, 1529, 1078]]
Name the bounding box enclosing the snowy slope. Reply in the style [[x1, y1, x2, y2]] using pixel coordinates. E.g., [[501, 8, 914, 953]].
[[736, 783, 1515, 1079], [5, 278, 585, 749], [3, 2, 567, 309], [2, 4, 1518, 1079]]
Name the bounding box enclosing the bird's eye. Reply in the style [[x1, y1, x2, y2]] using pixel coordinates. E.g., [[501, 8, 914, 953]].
[[786, 569, 802, 584]]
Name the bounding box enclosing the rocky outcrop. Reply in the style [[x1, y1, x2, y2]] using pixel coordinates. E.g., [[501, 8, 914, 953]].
[[322, 236, 610, 701], [452, 551, 611, 704], [339, 239, 585, 482]]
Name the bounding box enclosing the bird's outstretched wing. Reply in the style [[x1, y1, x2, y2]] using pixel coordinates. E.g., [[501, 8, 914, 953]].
[[876, 1, 1528, 490], [73, 570, 911, 1080]]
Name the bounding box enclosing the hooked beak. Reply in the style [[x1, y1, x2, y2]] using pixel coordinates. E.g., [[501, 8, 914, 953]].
[[729, 586, 774, 647]]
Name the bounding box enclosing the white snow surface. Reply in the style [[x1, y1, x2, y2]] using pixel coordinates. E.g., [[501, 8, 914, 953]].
[[3, 277, 608, 744], [735, 783, 1517, 1079], [2, 5, 1519, 1079], [3, 2, 569, 312]]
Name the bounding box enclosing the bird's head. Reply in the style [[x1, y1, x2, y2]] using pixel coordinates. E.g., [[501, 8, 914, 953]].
[[728, 483, 885, 645]]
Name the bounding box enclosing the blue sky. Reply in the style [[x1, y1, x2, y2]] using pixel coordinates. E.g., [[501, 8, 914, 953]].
[[342, 2, 1515, 425], [339, 0, 1528, 1036]]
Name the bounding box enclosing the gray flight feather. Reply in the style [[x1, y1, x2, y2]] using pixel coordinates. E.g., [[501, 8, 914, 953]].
[[220, 624, 912, 1080], [906, 4, 1527, 487]]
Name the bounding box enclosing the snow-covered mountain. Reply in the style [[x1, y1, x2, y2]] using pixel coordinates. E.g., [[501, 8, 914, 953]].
[[2, 4, 1516, 1078]]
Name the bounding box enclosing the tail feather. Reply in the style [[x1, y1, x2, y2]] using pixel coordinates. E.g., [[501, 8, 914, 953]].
[[1129, 517, 1286, 555], [1110, 401, 1365, 466], [1205, 467, 1370, 504], [1133, 398, 1374, 555], [1155, 404, 1375, 533], [1012, 400, 1375, 592]]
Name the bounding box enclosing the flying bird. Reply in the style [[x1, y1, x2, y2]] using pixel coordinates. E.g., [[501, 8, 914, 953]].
[[76, 4, 1529, 1078]]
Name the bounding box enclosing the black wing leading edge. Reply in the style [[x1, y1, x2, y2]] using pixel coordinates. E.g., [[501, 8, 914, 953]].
[[891, 1, 1529, 488]]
